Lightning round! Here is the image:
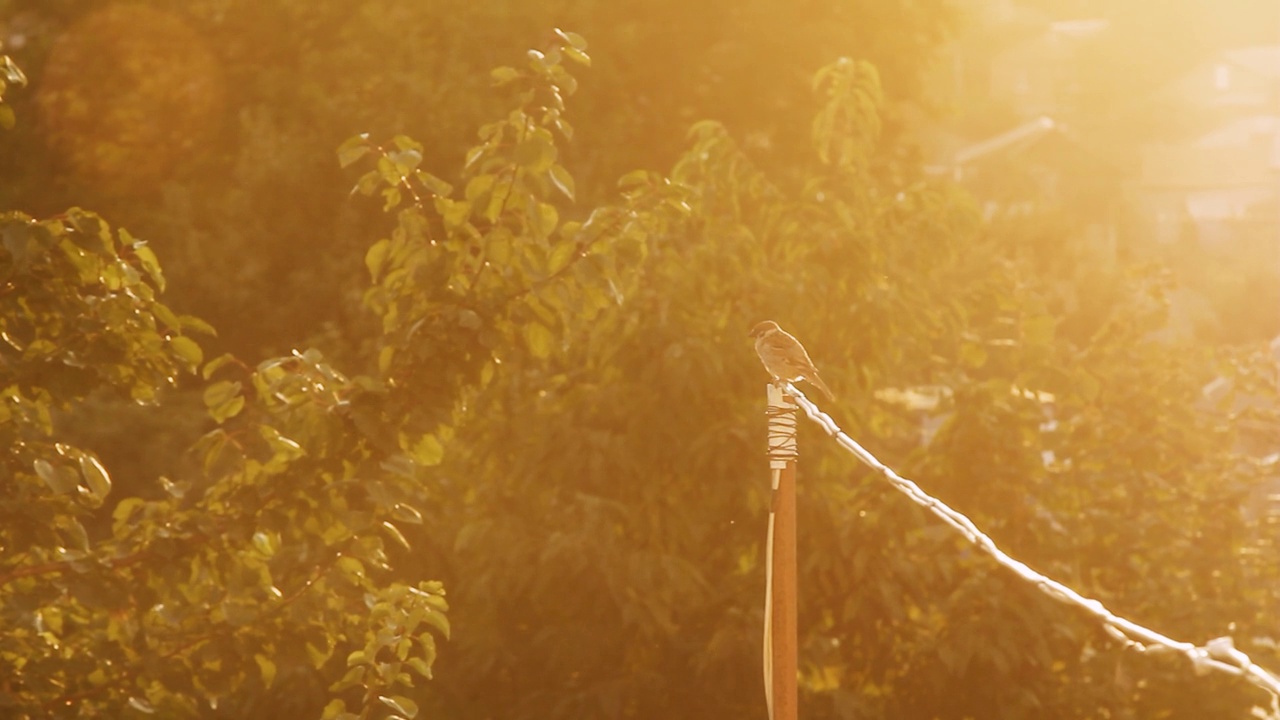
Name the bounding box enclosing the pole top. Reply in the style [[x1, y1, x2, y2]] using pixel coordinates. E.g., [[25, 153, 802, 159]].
[[766, 384, 798, 467], [766, 383, 794, 409]]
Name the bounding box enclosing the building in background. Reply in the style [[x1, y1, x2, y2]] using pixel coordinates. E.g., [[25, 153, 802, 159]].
[[1139, 45, 1280, 250], [918, 3, 1279, 342]]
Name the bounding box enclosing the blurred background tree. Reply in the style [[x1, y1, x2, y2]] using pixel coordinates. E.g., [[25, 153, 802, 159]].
[[0, 0, 956, 358]]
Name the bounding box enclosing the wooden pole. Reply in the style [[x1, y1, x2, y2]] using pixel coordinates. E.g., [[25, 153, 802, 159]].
[[772, 456, 799, 720], [764, 384, 799, 720]]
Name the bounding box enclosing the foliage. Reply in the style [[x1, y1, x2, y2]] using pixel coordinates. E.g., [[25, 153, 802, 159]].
[[431, 51, 1278, 720], [338, 37, 1278, 720], [0, 205, 452, 719], [3, 16, 1280, 720], [0, 62, 450, 719], [0, 50, 25, 130], [0, 0, 958, 357]]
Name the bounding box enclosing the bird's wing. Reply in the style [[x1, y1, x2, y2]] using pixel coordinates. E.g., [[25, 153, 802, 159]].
[[760, 331, 817, 369], [757, 330, 798, 356]]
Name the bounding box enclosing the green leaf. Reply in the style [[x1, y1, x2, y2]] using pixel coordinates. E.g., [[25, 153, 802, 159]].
[[553, 28, 588, 51], [132, 243, 165, 290], [524, 294, 557, 325], [486, 229, 512, 265], [526, 49, 549, 72], [1, 58, 25, 86], [618, 169, 649, 191], [388, 148, 423, 176], [179, 315, 217, 336], [24, 338, 57, 360], [112, 498, 146, 535], [562, 46, 591, 67], [483, 182, 508, 223], [457, 309, 482, 329], [169, 336, 203, 369], [559, 221, 581, 241], [392, 503, 424, 525], [490, 66, 521, 86], [547, 241, 576, 275], [254, 653, 277, 687], [211, 395, 245, 423], [382, 187, 402, 211], [366, 239, 391, 282], [337, 557, 366, 585], [307, 639, 334, 669], [57, 515, 90, 551], [548, 165, 575, 201], [377, 155, 402, 185], [379, 695, 419, 719], [196, 429, 230, 476], [34, 459, 77, 494], [523, 322, 555, 359], [409, 434, 445, 467], [160, 476, 188, 499], [260, 425, 303, 458], [465, 174, 495, 203], [329, 665, 366, 693], [552, 115, 574, 140], [515, 130, 556, 173], [337, 134, 371, 168], [381, 521, 411, 551], [414, 170, 453, 197], [202, 353, 238, 379], [421, 609, 452, 639], [463, 144, 487, 172], [252, 531, 278, 557], [406, 656, 434, 680], [352, 170, 380, 196], [435, 198, 472, 230], [535, 202, 559, 237], [78, 454, 111, 500], [392, 135, 423, 152], [321, 699, 347, 720], [203, 380, 241, 409]]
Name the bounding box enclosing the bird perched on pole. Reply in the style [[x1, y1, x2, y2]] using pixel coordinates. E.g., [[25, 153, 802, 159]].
[[749, 320, 836, 401]]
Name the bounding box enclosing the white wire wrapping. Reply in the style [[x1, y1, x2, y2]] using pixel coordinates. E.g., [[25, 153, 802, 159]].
[[782, 382, 1280, 718], [766, 385, 798, 469]]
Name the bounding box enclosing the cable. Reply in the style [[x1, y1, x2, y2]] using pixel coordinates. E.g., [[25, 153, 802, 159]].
[[781, 382, 1280, 718]]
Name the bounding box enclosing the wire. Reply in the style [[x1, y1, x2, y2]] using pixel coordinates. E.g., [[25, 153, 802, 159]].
[[781, 382, 1280, 718]]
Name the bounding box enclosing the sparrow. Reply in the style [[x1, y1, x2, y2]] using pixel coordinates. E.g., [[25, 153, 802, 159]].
[[749, 320, 835, 401]]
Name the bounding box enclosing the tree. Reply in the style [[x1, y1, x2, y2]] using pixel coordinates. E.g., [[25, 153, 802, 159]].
[[0, 56, 449, 719], [0, 0, 958, 358], [4, 18, 1279, 719], [366, 44, 1280, 720]]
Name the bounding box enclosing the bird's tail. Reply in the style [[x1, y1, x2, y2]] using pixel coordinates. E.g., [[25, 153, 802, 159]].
[[807, 374, 835, 402]]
